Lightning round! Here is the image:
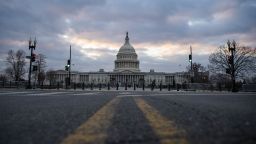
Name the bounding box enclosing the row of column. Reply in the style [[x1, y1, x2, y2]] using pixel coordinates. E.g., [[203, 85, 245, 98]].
[[116, 62, 138, 68], [111, 74, 144, 84], [165, 76, 175, 84]]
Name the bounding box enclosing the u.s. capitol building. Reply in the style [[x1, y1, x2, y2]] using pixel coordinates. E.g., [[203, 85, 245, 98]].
[[53, 32, 191, 87]]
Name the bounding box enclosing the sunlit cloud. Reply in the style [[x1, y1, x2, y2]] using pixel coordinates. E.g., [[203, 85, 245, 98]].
[[136, 42, 216, 59], [188, 19, 208, 27], [212, 9, 234, 22], [0, 39, 26, 47], [80, 49, 102, 60]]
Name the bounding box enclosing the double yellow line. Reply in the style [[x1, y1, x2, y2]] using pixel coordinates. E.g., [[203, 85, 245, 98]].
[[61, 97, 188, 144]]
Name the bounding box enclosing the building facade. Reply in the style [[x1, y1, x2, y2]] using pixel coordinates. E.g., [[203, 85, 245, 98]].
[[51, 32, 191, 87]]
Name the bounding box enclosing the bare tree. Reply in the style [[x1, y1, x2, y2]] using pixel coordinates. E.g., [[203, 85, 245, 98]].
[[37, 54, 47, 73], [38, 72, 46, 86], [5, 49, 26, 81], [209, 73, 232, 91], [209, 42, 256, 78], [244, 75, 256, 84], [0, 74, 8, 87], [186, 62, 209, 83], [186, 62, 206, 73], [0, 74, 8, 81], [250, 76, 256, 84], [32, 54, 47, 85]]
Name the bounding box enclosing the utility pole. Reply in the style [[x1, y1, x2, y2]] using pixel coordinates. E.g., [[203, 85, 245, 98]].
[[27, 37, 37, 89], [227, 40, 236, 92], [69, 45, 71, 86], [65, 45, 72, 88], [189, 46, 193, 83]]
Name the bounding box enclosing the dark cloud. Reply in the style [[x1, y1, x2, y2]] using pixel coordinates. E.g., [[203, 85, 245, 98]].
[[0, 0, 255, 73]]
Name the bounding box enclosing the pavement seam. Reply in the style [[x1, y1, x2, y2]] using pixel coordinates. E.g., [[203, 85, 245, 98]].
[[26, 92, 69, 96], [73, 92, 100, 96]]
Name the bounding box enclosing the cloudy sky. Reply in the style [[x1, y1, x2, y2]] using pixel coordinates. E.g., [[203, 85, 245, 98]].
[[0, 0, 256, 73]]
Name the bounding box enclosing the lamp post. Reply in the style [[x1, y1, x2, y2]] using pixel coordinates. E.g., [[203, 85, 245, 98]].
[[159, 80, 162, 91], [108, 82, 110, 90], [142, 78, 145, 91], [27, 37, 37, 89], [189, 46, 193, 83], [69, 45, 71, 87], [125, 78, 127, 90], [227, 40, 236, 92], [133, 80, 136, 91]]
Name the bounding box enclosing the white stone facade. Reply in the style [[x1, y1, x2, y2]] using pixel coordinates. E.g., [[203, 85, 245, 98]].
[[114, 32, 140, 72]]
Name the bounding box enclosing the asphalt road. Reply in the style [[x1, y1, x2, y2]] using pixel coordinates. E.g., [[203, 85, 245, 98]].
[[0, 89, 255, 144]]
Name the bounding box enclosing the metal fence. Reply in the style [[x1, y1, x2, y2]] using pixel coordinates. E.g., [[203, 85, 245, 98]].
[[242, 84, 256, 92], [0, 81, 27, 89], [0, 81, 251, 92]]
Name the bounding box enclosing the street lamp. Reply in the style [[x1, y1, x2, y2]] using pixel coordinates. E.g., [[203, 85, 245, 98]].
[[125, 78, 127, 90], [189, 46, 193, 83], [27, 37, 37, 89], [227, 40, 236, 92], [133, 80, 136, 90], [142, 78, 145, 91]]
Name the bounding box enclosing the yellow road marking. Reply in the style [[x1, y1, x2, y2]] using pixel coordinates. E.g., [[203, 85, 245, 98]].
[[60, 98, 120, 144], [134, 98, 188, 144]]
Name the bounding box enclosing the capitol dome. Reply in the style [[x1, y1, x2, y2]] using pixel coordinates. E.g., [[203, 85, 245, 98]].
[[114, 32, 140, 72], [118, 33, 136, 53]]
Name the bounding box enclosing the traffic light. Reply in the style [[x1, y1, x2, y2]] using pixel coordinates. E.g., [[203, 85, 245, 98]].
[[189, 54, 192, 62], [31, 53, 36, 62], [32, 65, 38, 71], [65, 65, 69, 71], [67, 59, 70, 66]]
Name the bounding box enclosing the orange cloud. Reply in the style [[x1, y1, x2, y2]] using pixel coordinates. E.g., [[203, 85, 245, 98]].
[[59, 29, 217, 60]]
